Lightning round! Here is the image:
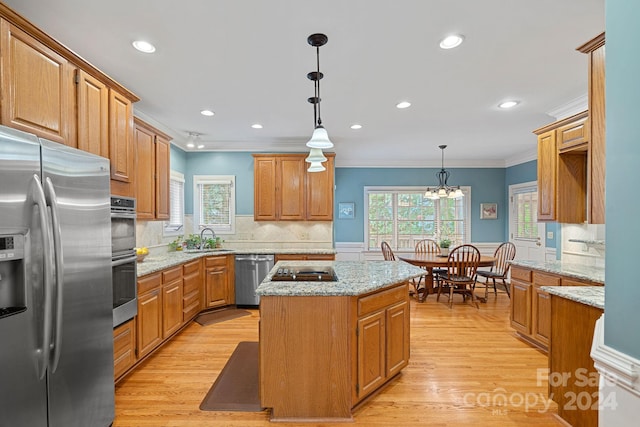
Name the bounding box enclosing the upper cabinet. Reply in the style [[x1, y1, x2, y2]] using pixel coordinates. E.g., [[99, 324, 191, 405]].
[[0, 4, 139, 198], [253, 153, 335, 221], [534, 33, 605, 225], [578, 33, 606, 225], [134, 118, 171, 220], [0, 20, 74, 146]]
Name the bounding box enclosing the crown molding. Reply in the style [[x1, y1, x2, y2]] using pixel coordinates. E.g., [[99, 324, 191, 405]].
[[546, 94, 588, 120]]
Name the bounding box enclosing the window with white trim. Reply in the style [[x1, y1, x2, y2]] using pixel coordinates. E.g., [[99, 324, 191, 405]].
[[512, 185, 539, 240], [193, 175, 235, 234], [163, 171, 185, 236], [365, 186, 471, 251]]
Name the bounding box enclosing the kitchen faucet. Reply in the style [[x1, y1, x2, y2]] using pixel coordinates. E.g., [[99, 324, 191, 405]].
[[200, 227, 216, 249]]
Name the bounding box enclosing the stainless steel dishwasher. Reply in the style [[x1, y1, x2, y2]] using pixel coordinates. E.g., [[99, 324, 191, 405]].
[[234, 254, 274, 307]]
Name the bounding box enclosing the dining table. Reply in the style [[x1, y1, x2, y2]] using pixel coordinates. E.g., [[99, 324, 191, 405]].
[[397, 252, 496, 302]]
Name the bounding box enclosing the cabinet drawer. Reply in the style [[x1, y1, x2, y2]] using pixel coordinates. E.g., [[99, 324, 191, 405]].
[[138, 272, 161, 295], [558, 114, 588, 152], [113, 319, 135, 356], [305, 254, 335, 260], [533, 272, 560, 287], [511, 267, 532, 282], [358, 284, 407, 317], [183, 301, 200, 322], [183, 289, 199, 308], [205, 256, 227, 268], [183, 272, 200, 295], [562, 277, 602, 287], [183, 259, 200, 275], [162, 265, 182, 283]]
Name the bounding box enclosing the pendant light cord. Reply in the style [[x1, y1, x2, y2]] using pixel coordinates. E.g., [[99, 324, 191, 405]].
[[316, 46, 322, 127]]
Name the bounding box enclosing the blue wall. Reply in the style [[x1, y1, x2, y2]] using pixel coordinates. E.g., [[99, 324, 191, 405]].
[[333, 167, 506, 243], [170, 144, 187, 175], [604, 0, 640, 358]]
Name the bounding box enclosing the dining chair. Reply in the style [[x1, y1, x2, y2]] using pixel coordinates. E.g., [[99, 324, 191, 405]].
[[413, 239, 446, 296], [436, 244, 481, 308], [474, 241, 516, 300], [381, 241, 396, 261]]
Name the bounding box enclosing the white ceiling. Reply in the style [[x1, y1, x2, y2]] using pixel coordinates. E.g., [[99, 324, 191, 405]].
[[5, 0, 604, 167]]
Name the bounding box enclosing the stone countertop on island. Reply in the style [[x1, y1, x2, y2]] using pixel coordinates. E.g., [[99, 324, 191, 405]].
[[541, 286, 605, 310], [136, 248, 336, 277], [256, 260, 425, 297], [510, 259, 605, 284]]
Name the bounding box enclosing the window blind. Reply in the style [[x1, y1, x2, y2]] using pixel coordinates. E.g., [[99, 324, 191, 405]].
[[512, 186, 538, 240]]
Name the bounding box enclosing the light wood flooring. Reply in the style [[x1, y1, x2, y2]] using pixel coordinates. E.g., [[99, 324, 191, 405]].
[[114, 289, 564, 426]]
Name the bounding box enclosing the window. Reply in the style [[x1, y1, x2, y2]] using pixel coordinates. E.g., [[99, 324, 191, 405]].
[[365, 186, 471, 251], [512, 184, 539, 240], [193, 175, 236, 234], [163, 171, 184, 236]]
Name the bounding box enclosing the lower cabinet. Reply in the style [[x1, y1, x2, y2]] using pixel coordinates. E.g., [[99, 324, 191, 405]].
[[113, 318, 136, 380], [161, 266, 183, 338], [204, 255, 235, 308], [182, 259, 202, 322], [136, 272, 163, 359], [354, 285, 409, 403]]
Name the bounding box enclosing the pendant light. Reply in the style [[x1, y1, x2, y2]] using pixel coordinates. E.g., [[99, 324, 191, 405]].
[[305, 33, 333, 155], [424, 145, 464, 199]]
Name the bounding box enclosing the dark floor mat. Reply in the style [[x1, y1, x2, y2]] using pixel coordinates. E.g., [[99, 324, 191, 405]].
[[199, 341, 263, 412]]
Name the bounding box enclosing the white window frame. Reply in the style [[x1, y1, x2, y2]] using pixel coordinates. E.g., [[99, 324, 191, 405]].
[[163, 170, 185, 236], [193, 175, 236, 235], [364, 186, 471, 251]]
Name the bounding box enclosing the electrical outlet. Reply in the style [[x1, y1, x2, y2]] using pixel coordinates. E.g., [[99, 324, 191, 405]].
[[546, 231, 554, 239]]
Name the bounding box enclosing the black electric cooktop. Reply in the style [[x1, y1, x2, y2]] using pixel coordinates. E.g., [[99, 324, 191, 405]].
[[271, 266, 338, 282]]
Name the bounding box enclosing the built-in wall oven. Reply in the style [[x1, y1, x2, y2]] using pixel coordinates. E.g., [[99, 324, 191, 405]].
[[111, 196, 137, 327]]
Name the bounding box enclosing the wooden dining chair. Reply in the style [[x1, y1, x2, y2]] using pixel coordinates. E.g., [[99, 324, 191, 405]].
[[474, 241, 516, 300], [413, 239, 446, 296], [381, 241, 396, 261], [436, 244, 481, 308]]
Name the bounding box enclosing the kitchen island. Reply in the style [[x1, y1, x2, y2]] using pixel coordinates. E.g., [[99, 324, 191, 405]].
[[256, 260, 425, 422]]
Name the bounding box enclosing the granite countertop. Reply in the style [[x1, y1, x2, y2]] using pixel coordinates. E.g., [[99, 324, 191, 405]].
[[541, 286, 605, 310], [510, 260, 605, 284], [256, 260, 425, 297], [136, 248, 336, 277]]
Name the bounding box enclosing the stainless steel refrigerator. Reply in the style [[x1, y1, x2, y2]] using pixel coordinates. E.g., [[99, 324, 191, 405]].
[[0, 125, 114, 426]]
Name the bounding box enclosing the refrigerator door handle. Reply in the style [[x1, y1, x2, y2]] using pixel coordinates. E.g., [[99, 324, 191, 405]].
[[44, 177, 64, 373], [30, 175, 54, 379]]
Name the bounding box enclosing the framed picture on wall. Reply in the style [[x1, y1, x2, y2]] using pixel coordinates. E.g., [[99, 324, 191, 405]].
[[480, 203, 498, 219], [338, 202, 355, 219]]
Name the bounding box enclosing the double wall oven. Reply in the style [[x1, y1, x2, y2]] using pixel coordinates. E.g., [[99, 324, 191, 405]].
[[111, 196, 137, 327]]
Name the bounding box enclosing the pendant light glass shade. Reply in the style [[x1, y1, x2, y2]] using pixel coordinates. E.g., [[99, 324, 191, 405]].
[[305, 125, 333, 149], [307, 161, 326, 172], [305, 147, 327, 163]]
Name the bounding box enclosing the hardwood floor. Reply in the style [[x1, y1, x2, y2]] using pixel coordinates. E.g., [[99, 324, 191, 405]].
[[114, 291, 564, 426]]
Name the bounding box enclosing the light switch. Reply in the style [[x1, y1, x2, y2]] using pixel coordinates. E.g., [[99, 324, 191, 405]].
[[546, 231, 554, 239]]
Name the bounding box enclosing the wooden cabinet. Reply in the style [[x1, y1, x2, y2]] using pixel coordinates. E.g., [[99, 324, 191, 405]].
[[182, 259, 202, 323], [113, 318, 136, 381], [578, 33, 606, 224], [109, 90, 134, 197], [534, 111, 588, 223], [253, 153, 335, 221], [133, 118, 171, 220], [354, 285, 409, 403], [260, 282, 410, 421], [76, 70, 109, 157], [510, 265, 603, 353], [204, 255, 235, 309], [0, 20, 74, 146], [137, 272, 163, 359], [274, 253, 335, 263], [161, 266, 183, 338]]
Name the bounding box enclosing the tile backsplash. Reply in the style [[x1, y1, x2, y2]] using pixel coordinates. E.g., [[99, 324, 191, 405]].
[[560, 223, 605, 267], [137, 215, 333, 255]]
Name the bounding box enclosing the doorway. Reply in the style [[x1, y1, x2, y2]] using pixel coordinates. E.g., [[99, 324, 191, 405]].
[[509, 181, 545, 262]]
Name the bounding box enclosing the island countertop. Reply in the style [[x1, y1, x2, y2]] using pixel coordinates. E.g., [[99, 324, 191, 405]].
[[541, 286, 605, 310], [256, 260, 425, 297]]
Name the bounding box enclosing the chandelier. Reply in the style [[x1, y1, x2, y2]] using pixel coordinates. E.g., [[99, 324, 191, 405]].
[[305, 33, 332, 172], [424, 145, 464, 199]]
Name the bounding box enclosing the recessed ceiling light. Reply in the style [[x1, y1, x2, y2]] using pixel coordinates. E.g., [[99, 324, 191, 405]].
[[132, 40, 156, 53], [350, 124, 362, 130], [200, 110, 215, 116], [251, 124, 263, 129], [197, 144, 205, 149], [439, 35, 464, 49], [396, 101, 411, 109], [186, 143, 195, 148], [498, 100, 520, 109]]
